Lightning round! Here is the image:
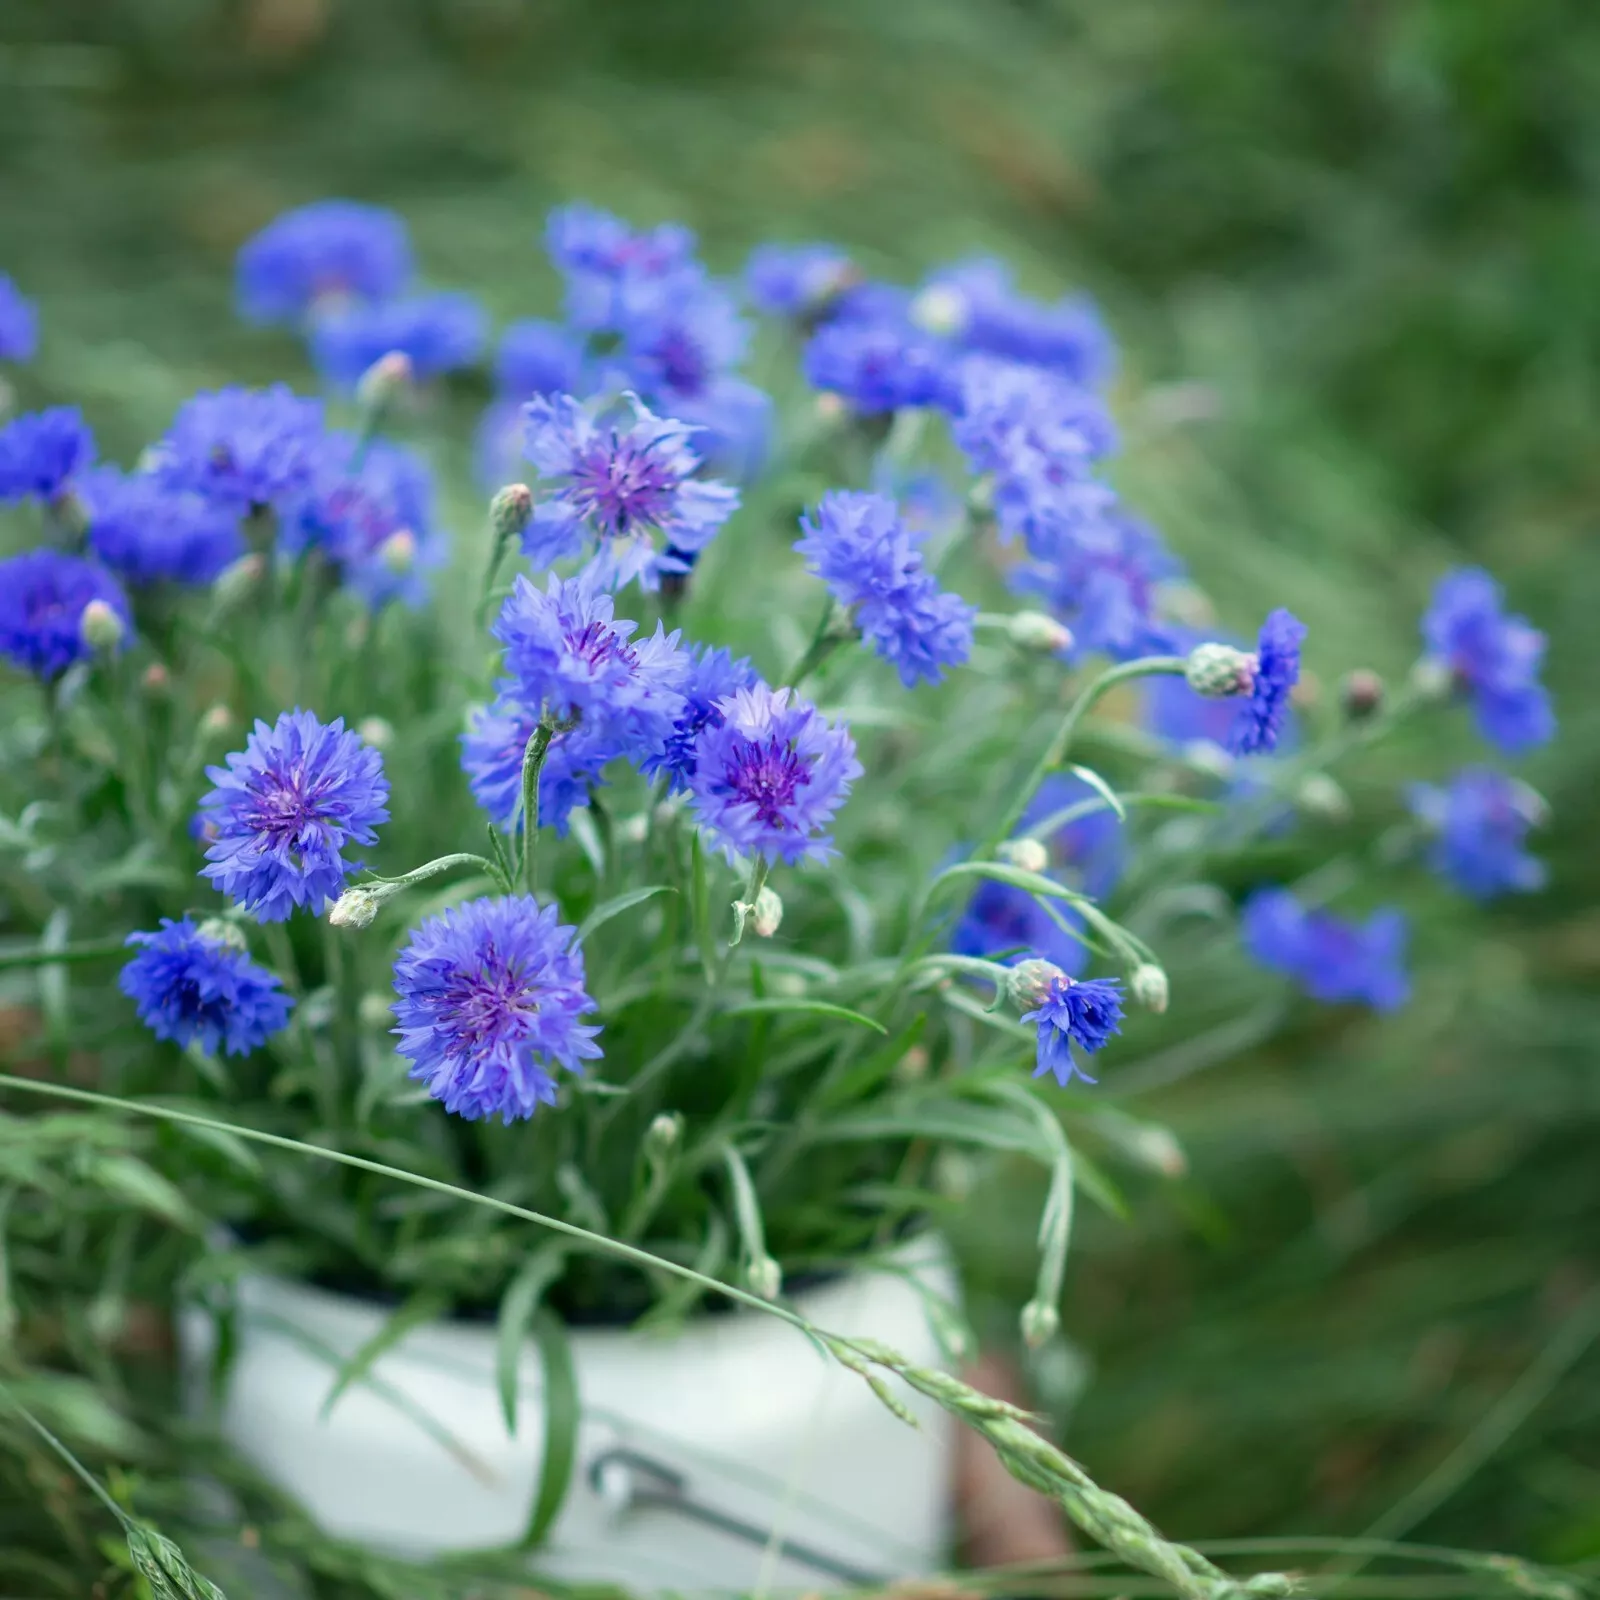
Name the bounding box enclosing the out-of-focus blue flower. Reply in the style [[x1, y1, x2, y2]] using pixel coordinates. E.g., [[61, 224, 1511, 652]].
[[1422, 567, 1554, 754], [495, 319, 586, 400], [392, 894, 602, 1124], [1144, 624, 1240, 751], [669, 376, 773, 485], [0, 549, 131, 679], [279, 434, 441, 608], [309, 292, 487, 390], [687, 682, 862, 865], [0, 407, 95, 503], [745, 242, 855, 318], [0, 274, 39, 362], [1021, 974, 1124, 1087], [519, 394, 738, 590], [1241, 887, 1409, 1010], [610, 268, 748, 403], [120, 919, 293, 1056], [915, 258, 1113, 388], [803, 308, 958, 414], [80, 467, 243, 587], [545, 204, 698, 332], [1408, 767, 1547, 900], [1011, 514, 1182, 662], [640, 643, 759, 793], [461, 687, 621, 836], [494, 573, 689, 757], [1228, 609, 1304, 756], [198, 709, 390, 922], [475, 399, 527, 490], [796, 490, 975, 686], [154, 386, 325, 512], [951, 774, 1123, 977], [236, 201, 413, 326]]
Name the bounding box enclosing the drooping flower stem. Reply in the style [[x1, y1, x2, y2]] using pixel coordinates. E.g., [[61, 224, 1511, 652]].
[[728, 856, 770, 947], [983, 654, 1187, 858], [518, 720, 556, 894], [781, 598, 845, 691]]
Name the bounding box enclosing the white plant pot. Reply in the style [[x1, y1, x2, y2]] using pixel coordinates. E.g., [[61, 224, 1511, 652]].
[[179, 1238, 958, 1594]]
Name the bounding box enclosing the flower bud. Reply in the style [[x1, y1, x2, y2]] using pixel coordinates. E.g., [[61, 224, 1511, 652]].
[[1020, 1299, 1060, 1350], [1007, 610, 1073, 655], [141, 662, 171, 697], [358, 992, 394, 1031], [1339, 668, 1385, 722], [490, 483, 534, 543], [814, 391, 847, 424], [747, 1254, 782, 1301], [1184, 641, 1255, 699], [79, 599, 125, 654], [750, 885, 783, 938], [377, 529, 415, 576], [200, 703, 234, 739], [1008, 958, 1067, 1010], [196, 917, 247, 952], [356, 350, 412, 411], [1133, 1125, 1188, 1179], [328, 886, 382, 929], [998, 837, 1050, 875], [619, 813, 650, 846], [1296, 772, 1351, 823], [1130, 963, 1169, 1014], [644, 1111, 683, 1158], [211, 552, 265, 613], [357, 716, 394, 750], [893, 1044, 930, 1085], [909, 283, 968, 338], [1410, 655, 1455, 701]]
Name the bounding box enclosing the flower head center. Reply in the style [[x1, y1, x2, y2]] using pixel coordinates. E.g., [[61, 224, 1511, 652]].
[[570, 436, 678, 537], [727, 736, 812, 829], [439, 962, 542, 1053]]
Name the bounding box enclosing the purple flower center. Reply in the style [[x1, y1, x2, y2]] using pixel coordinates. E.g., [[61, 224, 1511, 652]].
[[244, 769, 338, 854], [437, 962, 541, 1052], [651, 329, 710, 396], [569, 436, 679, 536], [566, 619, 639, 673], [725, 736, 812, 830]]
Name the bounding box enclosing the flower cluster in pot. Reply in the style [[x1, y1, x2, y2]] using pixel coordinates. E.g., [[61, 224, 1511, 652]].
[[0, 205, 1554, 1347]]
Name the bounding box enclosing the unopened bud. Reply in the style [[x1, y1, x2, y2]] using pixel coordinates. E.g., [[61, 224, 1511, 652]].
[[910, 283, 968, 338], [79, 598, 125, 653], [328, 886, 383, 929], [212, 552, 265, 612], [1008, 958, 1068, 1011], [1410, 655, 1455, 702], [357, 716, 394, 750], [747, 1255, 782, 1301], [1020, 1299, 1060, 1350], [894, 1044, 930, 1085], [619, 813, 650, 846], [1296, 772, 1351, 823], [200, 704, 234, 739], [196, 917, 247, 952], [1184, 641, 1255, 699], [490, 482, 534, 543], [141, 662, 171, 696], [378, 529, 416, 575], [1340, 668, 1385, 722], [998, 837, 1050, 875], [1008, 610, 1073, 655], [358, 992, 394, 1031], [1134, 1125, 1188, 1179], [814, 391, 847, 424], [645, 1112, 683, 1158], [357, 350, 412, 411], [1130, 963, 1169, 1014], [750, 885, 783, 938]]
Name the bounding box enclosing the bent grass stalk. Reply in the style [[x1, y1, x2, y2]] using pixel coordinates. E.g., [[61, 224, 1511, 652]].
[[0, 1069, 1288, 1600]]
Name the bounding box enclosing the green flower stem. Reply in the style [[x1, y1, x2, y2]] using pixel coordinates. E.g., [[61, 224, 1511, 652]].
[[982, 654, 1188, 858], [728, 856, 769, 947], [782, 599, 846, 691], [364, 853, 499, 895], [518, 720, 557, 895], [474, 528, 515, 633], [0, 936, 128, 971]]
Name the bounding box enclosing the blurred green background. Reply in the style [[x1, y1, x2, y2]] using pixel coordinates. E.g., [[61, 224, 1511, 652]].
[[3, 0, 1599, 1582]]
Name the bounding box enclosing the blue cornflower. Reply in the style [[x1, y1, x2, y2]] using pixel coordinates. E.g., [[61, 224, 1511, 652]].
[[392, 894, 602, 1123], [1408, 768, 1547, 901], [120, 919, 293, 1056], [803, 309, 959, 414], [795, 490, 975, 686], [279, 434, 441, 608], [609, 266, 748, 402], [1011, 514, 1182, 662], [1227, 609, 1305, 756], [1241, 888, 1409, 1011], [519, 394, 738, 590], [461, 687, 621, 836], [236, 201, 413, 325], [915, 258, 1113, 387], [0, 274, 39, 362], [80, 467, 244, 586], [198, 709, 390, 922], [639, 642, 759, 793], [495, 319, 586, 400], [1020, 974, 1125, 1087], [745, 242, 855, 319], [1421, 568, 1554, 754], [0, 550, 131, 679], [668, 376, 774, 485], [154, 386, 325, 511], [952, 774, 1123, 978], [493, 573, 689, 755], [1144, 625, 1241, 752], [545, 204, 698, 332], [0, 407, 95, 503], [310, 292, 487, 390], [687, 682, 862, 865]]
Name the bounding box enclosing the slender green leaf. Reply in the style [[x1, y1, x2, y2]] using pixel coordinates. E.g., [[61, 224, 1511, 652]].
[[85, 1155, 204, 1234], [521, 1309, 579, 1549], [575, 884, 675, 946], [318, 1289, 449, 1421], [496, 1248, 567, 1435], [1063, 763, 1126, 821], [720, 998, 888, 1035], [691, 830, 713, 986]]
